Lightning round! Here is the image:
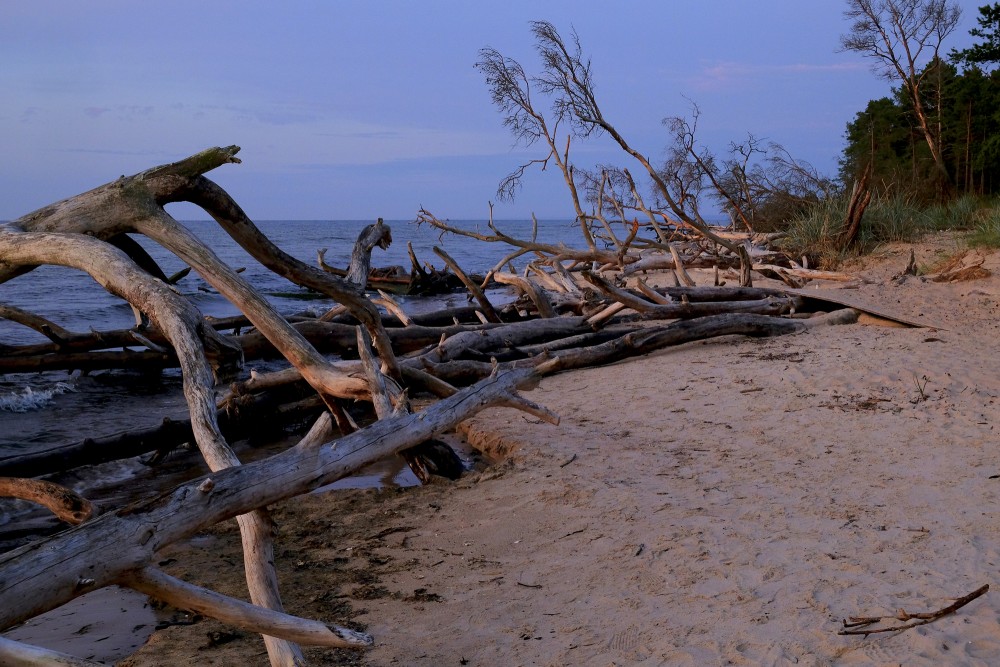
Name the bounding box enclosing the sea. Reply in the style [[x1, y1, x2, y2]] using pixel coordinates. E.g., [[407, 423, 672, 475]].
[[0, 218, 585, 541]]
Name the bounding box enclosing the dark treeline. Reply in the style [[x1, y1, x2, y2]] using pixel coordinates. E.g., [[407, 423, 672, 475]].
[[840, 3, 1000, 198]]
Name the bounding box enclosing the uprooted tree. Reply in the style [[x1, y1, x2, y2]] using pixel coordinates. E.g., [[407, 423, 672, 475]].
[[0, 23, 878, 667], [464, 20, 842, 279], [0, 145, 866, 666]]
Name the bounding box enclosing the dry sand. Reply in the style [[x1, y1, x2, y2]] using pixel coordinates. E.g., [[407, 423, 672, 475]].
[[112, 234, 1000, 666]]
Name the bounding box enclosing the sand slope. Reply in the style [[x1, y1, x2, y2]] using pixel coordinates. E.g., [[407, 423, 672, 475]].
[[121, 236, 1000, 666]]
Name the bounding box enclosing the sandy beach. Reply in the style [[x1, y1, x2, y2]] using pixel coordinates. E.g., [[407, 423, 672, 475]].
[[95, 234, 1000, 666]]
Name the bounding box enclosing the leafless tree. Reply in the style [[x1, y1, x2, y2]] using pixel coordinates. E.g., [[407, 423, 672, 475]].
[[476, 35, 595, 249], [840, 0, 962, 189], [477, 22, 744, 259]]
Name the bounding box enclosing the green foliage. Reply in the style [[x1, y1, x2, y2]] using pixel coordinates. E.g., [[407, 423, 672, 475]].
[[782, 192, 1000, 264], [967, 203, 1000, 247], [857, 194, 934, 245], [777, 197, 851, 268], [922, 194, 980, 230], [840, 57, 1000, 198], [951, 3, 1000, 68], [779, 193, 938, 268]]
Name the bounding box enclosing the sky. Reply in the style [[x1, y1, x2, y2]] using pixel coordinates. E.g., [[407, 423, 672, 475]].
[[0, 1, 984, 221]]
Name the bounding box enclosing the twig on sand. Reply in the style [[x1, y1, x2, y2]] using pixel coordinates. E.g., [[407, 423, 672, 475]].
[[838, 584, 989, 636]]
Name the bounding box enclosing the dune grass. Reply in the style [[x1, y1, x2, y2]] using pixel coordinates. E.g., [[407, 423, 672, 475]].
[[779, 193, 995, 267]]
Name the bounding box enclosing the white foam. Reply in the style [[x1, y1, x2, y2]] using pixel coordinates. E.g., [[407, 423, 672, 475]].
[[0, 382, 76, 413]]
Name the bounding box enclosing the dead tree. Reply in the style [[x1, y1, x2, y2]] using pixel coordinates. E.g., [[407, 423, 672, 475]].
[[0, 367, 554, 665], [0, 147, 400, 666], [346, 217, 393, 286], [475, 21, 760, 284], [0, 144, 886, 665]]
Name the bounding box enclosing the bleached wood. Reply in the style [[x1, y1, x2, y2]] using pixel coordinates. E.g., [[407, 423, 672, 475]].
[[494, 272, 557, 318], [0, 368, 543, 635], [0, 637, 103, 667], [126, 567, 372, 648]]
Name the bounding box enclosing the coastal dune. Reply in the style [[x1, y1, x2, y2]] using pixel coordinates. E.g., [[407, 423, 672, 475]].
[[119, 237, 1000, 666]]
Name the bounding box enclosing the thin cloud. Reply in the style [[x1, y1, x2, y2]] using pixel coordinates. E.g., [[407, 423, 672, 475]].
[[693, 60, 867, 91], [55, 147, 173, 157]]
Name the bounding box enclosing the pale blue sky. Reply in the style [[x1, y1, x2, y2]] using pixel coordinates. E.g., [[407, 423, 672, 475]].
[[0, 1, 981, 220]]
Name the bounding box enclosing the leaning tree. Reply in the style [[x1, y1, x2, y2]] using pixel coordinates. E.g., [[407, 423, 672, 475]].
[[0, 143, 870, 666], [841, 0, 963, 190], [0, 147, 563, 666]]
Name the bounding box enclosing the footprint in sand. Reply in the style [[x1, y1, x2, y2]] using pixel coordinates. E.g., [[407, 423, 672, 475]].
[[607, 624, 641, 652]]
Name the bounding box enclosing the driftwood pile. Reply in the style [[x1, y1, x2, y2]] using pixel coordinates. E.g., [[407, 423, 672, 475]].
[[0, 147, 863, 666]]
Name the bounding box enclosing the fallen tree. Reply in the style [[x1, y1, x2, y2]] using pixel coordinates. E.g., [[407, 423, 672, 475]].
[[0, 147, 390, 666], [0, 366, 555, 660], [0, 145, 877, 666]]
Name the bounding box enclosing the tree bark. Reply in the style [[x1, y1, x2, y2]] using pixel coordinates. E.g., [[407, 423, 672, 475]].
[[346, 218, 393, 286], [0, 368, 548, 633]]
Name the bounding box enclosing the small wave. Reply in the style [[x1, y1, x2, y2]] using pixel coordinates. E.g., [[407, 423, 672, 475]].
[[0, 382, 76, 413]]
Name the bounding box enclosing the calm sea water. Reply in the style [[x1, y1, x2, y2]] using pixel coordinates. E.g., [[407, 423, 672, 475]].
[[0, 218, 583, 347], [0, 219, 583, 532]]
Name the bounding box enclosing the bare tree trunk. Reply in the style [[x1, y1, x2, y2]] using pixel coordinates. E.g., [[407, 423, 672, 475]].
[[0, 226, 307, 664], [346, 218, 393, 286], [0, 368, 549, 634]]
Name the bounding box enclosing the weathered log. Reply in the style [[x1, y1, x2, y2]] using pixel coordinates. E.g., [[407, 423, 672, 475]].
[[619, 251, 732, 276], [400, 365, 458, 398], [494, 272, 557, 318], [535, 311, 854, 374], [237, 319, 498, 360], [840, 162, 873, 249], [433, 246, 501, 323], [346, 218, 393, 287], [126, 567, 372, 649], [0, 478, 94, 525], [0, 636, 104, 667], [0, 368, 550, 636], [426, 316, 588, 364], [652, 285, 789, 302], [0, 305, 72, 345], [0, 349, 174, 374], [0, 393, 325, 479], [583, 272, 802, 319], [753, 264, 857, 283], [0, 315, 503, 374], [419, 311, 860, 385]]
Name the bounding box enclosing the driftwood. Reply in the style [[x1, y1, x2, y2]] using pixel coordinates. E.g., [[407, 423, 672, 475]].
[[316, 225, 484, 296], [433, 245, 502, 322], [346, 218, 393, 286], [839, 584, 989, 636], [0, 279, 861, 484], [0, 368, 553, 659], [0, 145, 887, 666], [840, 162, 873, 249], [0, 392, 326, 479], [0, 147, 385, 665], [924, 250, 991, 283], [0, 478, 94, 525], [417, 310, 860, 385], [582, 272, 803, 319]]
